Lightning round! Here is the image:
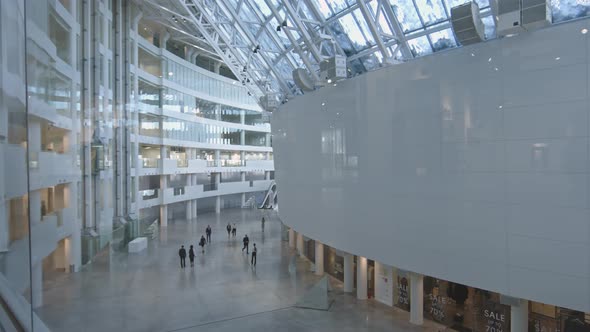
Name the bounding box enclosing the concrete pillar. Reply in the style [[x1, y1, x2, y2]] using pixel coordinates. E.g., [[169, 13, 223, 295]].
[[265, 171, 271, 180], [288, 228, 295, 248], [315, 241, 324, 275], [511, 299, 529, 332], [241, 193, 246, 206], [356, 256, 367, 300], [410, 273, 424, 325], [30, 190, 42, 224], [343, 253, 354, 293], [71, 227, 81, 272], [215, 196, 221, 214], [160, 204, 168, 227], [240, 130, 245, 146], [296, 232, 304, 256], [31, 263, 43, 308], [29, 120, 41, 153]]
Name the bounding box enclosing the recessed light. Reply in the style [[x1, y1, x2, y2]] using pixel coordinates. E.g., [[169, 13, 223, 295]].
[[555, 57, 561, 60], [582, 28, 588, 34]]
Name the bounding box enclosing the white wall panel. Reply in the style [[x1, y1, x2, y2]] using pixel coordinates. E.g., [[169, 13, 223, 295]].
[[272, 19, 590, 312]]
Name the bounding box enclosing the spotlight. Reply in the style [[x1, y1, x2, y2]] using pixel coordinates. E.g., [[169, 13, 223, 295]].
[[281, 20, 288, 27], [253, 45, 261, 53], [276, 25, 281, 32]]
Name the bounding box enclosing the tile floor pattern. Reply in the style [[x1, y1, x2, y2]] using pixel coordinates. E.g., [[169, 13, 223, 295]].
[[36, 209, 446, 332]]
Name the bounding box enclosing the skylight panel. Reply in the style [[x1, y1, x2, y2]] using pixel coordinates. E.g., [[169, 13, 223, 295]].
[[368, 0, 394, 36], [407, 35, 432, 56], [311, 0, 335, 18], [551, 0, 590, 22], [339, 12, 371, 51], [251, 0, 273, 18], [428, 28, 456, 51], [329, 21, 355, 55], [390, 1, 423, 32], [327, 0, 352, 14], [443, 0, 470, 16], [352, 9, 376, 46], [414, 0, 448, 25]]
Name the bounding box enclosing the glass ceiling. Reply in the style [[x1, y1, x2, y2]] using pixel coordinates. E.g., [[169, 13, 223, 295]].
[[169, 0, 590, 101]]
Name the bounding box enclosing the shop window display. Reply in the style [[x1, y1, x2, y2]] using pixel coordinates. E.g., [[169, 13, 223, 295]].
[[529, 302, 590, 332], [423, 277, 510, 332]]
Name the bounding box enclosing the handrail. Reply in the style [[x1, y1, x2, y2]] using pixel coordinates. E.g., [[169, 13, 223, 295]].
[[0, 273, 51, 331]]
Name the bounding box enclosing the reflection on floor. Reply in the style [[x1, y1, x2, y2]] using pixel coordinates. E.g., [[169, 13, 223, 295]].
[[36, 209, 444, 332]]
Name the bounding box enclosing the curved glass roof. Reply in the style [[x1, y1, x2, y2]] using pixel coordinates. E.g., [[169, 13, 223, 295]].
[[141, 0, 590, 103]]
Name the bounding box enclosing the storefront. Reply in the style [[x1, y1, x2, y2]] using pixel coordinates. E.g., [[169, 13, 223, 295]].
[[423, 277, 510, 332], [529, 302, 590, 332], [324, 246, 344, 282], [393, 268, 411, 312]]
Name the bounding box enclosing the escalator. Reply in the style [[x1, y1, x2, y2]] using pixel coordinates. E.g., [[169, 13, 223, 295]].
[[258, 181, 277, 210]]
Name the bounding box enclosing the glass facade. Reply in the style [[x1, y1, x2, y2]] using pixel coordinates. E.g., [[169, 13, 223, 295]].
[[0, 1, 273, 330]]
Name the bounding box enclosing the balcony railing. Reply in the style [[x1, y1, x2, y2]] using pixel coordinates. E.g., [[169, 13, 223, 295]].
[[206, 160, 246, 167], [203, 183, 218, 192], [172, 187, 186, 196], [142, 158, 159, 168], [140, 189, 159, 200]]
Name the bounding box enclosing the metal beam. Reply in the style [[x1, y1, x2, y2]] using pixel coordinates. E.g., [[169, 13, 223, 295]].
[[263, 0, 320, 82], [380, 0, 413, 58], [280, 0, 323, 63], [356, 0, 390, 59], [175, 0, 264, 97], [215, 0, 294, 93]]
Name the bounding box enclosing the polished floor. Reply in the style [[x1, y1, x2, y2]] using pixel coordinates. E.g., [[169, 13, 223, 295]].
[[36, 209, 445, 332]]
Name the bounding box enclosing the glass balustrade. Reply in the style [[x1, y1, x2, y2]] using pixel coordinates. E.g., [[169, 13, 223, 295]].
[[142, 158, 159, 168], [140, 189, 159, 200]]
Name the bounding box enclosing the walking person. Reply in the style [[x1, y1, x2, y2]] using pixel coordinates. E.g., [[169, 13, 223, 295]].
[[206, 225, 212, 243], [226, 223, 231, 237], [232, 223, 237, 237], [189, 245, 195, 267], [251, 243, 257, 266], [242, 234, 250, 254], [199, 235, 206, 253], [179, 245, 186, 268]]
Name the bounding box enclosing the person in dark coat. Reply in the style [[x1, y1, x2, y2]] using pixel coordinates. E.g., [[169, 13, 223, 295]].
[[199, 235, 206, 253], [251, 243, 257, 266], [232, 223, 237, 237], [206, 225, 212, 243], [188, 245, 195, 267], [226, 223, 231, 237], [242, 234, 250, 254], [179, 245, 186, 268]]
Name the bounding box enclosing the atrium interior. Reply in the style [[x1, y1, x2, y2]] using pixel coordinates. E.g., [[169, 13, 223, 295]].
[[1, 0, 590, 331]]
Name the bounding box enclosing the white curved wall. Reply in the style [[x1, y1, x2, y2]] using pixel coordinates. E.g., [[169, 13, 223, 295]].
[[273, 19, 590, 312]]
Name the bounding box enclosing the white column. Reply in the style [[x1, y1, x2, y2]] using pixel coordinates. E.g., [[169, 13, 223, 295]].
[[410, 273, 424, 325], [31, 263, 43, 308], [296, 232, 304, 256], [511, 299, 529, 332], [288, 228, 295, 248], [192, 199, 197, 219], [357, 256, 368, 300], [215, 196, 221, 214], [215, 172, 221, 213], [343, 253, 354, 293], [160, 205, 168, 227], [0, 144, 6, 251], [315, 241, 324, 275], [186, 200, 192, 221]]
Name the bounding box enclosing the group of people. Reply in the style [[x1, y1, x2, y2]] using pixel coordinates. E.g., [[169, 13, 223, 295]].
[[179, 218, 264, 268], [178, 225, 213, 268]]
